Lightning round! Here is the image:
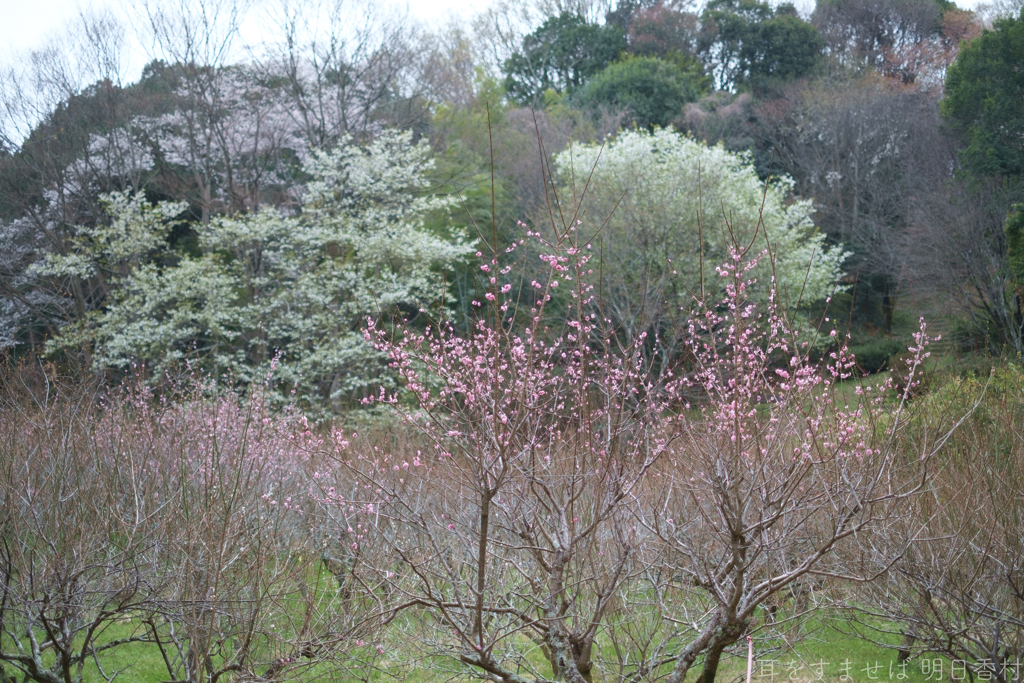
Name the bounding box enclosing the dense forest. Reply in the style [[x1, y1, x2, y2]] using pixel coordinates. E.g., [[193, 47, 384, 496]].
[[1, 0, 1024, 682]]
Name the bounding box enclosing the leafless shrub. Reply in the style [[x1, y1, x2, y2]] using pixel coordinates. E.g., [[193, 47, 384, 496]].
[[0, 364, 370, 682], [839, 369, 1024, 682]]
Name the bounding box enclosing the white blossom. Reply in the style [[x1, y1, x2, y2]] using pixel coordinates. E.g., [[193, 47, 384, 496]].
[[556, 129, 847, 348], [43, 130, 470, 410]]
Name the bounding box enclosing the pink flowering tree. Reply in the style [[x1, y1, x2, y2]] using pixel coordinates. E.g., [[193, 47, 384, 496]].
[[316, 212, 681, 683], [0, 365, 365, 683], [635, 247, 952, 683], [315, 205, 965, 683]]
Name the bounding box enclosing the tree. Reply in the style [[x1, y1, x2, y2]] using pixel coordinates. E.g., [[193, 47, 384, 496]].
[[628, 1, 703, 59], [502, 12, 627, 104], [1005, 205, 1024, 283], [875, 7, 982, 89], [746, 6, 825, 84], [0, 9, 151, 350], [0, 366, 361, 683], [887, 8, 1024, 354], [37, 131, 469, 410], [0, 0, 444, 357], [346, 213, 672, 683], [812, 0, 946, 76], [640, 265, 942, 683], [765, 76, 949, 332], [903, 173, 1022, 354], [576, 56, 703, 128], [942, 8, 1024, 181], [840, 368, 1024, 683], [700, 0, 823, 91], [0, 374, 158, 683], [328, 213, 948, 683], [257, 0, 435, 147], [555, 128, 846, 365]]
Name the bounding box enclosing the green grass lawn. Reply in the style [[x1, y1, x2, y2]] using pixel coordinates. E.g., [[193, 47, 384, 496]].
[[9, 610, 974, 683], [716, 618, 968, 683], [751, 629, 953, 683]]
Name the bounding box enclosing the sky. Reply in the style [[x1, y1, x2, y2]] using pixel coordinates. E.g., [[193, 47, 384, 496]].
[[0, 0, 477, 60]]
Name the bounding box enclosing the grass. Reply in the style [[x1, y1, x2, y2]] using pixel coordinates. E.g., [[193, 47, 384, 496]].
[[7, 601, 972, 683], [716, 616, 965, 683]]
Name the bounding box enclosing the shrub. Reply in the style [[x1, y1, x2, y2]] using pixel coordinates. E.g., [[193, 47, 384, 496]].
[[848, 336, 910, 374], [578, 56, 704, 128], [0, 366, 362, 683]]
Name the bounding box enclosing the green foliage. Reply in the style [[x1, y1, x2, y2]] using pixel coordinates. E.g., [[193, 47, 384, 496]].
[[40, 131, 470, 410], [745, 7, 825, 83], [577, 55, 704, 128], [1005, 204, 1024, 284], [943, 9, 1024, 180], [848, 336, 911, 374], [502, 12, 628, 104], [702, 0, 823, 90]]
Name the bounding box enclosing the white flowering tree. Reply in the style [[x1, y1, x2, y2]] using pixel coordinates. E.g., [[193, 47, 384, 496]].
[[40, 131, 469, 410], [556, 128, 846, 363]]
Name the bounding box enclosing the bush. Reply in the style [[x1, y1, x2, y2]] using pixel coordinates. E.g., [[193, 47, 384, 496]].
[[842, 362, 1024, 676], [577, 56, 704, 128], [848, 336, 910, 375], [0, 366, 366, 683]]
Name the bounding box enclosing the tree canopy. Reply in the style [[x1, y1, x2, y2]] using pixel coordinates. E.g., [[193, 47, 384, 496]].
[[701, 0, 823, 90], [943, 9, 1024, 180], [576, 56, 704, 128], [502, 12, 628, 104], [36, 131, 469, 410], [556, 128, 846, 356]]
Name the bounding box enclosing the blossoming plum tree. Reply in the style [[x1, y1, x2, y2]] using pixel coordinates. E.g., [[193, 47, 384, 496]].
[[319, 197, 955, 683], [340, 215, 673, 683], [638, 250, 946, 683]]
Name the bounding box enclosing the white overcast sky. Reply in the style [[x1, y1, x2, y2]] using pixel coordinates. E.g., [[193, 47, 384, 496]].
[[0, 0, 476, 57]]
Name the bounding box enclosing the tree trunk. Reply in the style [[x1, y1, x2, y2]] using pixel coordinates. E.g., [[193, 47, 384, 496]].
[[897, 631, 915, 663], [694, 642, 727, 683]]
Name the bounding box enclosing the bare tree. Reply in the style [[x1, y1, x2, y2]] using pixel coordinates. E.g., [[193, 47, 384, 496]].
[[812, 0, 943, 77], [902, 168, 1022, 355], [839, 371, 1024, 683], [765, 76, 949, 332], [255, 0, 429, 148], [0, 365, 369, 683], [0, 8, 142, 347], [0, 371, 158, 683]]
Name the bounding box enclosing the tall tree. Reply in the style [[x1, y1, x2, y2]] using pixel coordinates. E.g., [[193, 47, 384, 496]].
[[766, 76, 948, 332], [557, 128, 845, 366], [35, 131, 469, 410], [502, 12, 627, 103], [700, 0, 823, 91], [812, 0, 946, 77], [628, 0, 702, 58], [942, 8, 1024, 180]]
